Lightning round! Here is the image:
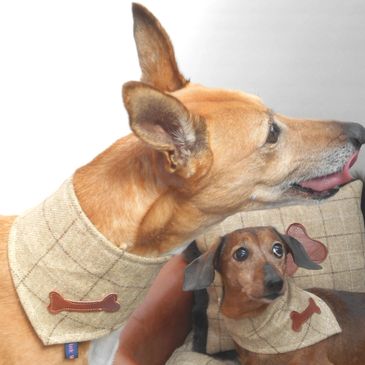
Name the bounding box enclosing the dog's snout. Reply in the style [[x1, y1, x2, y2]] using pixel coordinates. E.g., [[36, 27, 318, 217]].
[[263, 263, 283, 294], [340, 122, 365, 149], [265, 277, 284, 293]]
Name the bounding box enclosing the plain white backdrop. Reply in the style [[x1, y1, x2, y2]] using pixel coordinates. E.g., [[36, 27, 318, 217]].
[[1, 0, 364, 214]]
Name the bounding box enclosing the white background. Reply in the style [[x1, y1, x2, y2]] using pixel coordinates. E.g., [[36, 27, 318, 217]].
[[0, 0, 364, 214]]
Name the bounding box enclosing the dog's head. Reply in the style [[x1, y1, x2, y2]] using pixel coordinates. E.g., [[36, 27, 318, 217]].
[[123, 4, 364, 219], [184, 227, 320, 313]]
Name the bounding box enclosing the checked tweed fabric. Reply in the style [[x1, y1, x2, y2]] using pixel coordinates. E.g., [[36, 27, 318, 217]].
[[222, 279, 341, 354], [8, 178, 171, 345], [196, 179, 365, 355]]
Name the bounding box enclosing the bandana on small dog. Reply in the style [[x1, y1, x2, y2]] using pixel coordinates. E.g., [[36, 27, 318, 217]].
[[223, 279, 341, 354]]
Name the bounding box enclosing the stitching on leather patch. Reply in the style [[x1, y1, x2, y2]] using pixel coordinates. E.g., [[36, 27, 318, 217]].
[[48, 292, 120, 314]]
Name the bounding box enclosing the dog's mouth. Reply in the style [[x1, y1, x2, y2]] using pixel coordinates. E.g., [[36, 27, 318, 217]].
[[290, 152, 359, 200]]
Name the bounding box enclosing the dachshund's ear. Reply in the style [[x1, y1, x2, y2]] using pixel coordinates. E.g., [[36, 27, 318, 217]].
[[183, 238, 225, 291], [282, 234, 322, 270]]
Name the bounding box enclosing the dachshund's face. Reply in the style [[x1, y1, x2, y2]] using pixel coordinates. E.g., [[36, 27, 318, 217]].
[[184, 226, 320, 305], [218, 227, 288, 303]]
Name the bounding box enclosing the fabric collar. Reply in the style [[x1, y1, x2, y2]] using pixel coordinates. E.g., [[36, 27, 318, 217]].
[[223, 278, 341, 354], [8, 178, 171, 345]]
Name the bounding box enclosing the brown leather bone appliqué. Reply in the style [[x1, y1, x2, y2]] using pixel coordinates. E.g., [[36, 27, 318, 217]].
[[290, 297, 321, 332], [48, 292, 121, 314]]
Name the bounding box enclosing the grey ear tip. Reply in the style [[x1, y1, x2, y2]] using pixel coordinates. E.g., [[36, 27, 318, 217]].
[[289, 260, 322, 271], [303, 262, 322, 270], [183, 282, 207, 291], [182, 278, 197, 292], [183, 268, 194, 291], [182, 283, 193, 292]]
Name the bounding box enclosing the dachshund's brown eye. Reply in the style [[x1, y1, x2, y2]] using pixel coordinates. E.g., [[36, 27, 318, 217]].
[[233, 247, 249, 261], [272, 243, 284, 258], [266, 122, 280, 144]]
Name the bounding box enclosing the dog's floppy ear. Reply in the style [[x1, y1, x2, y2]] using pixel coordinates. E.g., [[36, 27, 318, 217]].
[[132, 3, 187, 92], [123, 81, 208, 175], [183, 238, 225, 291], [282, 234, 322, 270]]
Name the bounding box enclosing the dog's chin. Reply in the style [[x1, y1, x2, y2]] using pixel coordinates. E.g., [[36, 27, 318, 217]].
[[262, 292, 284, 303], [250, 292, 284, 304]]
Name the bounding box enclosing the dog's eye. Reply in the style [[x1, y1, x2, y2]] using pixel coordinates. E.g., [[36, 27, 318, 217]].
[[233, 247, 249, 261], [266, 122, 280, 144], [272, 243, 284, 258]]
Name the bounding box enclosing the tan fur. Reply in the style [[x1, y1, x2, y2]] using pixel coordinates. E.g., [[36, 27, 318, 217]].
[[218, 228, 288, 319], [0, 3, 364, 364], [75, 83, 356, 256]]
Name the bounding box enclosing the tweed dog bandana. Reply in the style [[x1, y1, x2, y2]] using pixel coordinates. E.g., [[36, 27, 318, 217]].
[[8, 178, 171, 345], [222, 279, 342, 354]]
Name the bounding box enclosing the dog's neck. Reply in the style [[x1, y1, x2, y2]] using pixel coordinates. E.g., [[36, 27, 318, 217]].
[[220, 283, 270, 319], [222, 279, 342, 355], [73, 135, 209, 256]]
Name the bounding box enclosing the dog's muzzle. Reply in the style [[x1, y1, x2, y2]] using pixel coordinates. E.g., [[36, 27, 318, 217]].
[[263, 263, 284, 299]]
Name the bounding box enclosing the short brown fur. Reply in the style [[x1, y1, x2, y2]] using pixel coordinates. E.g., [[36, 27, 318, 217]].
[[1, 3, 364, 364], [188, 227, 365, 365]]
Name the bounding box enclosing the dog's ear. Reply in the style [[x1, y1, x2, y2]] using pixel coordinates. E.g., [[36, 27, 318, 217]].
[[132, 3, 187, 92], [282, 234, 322, 270], [183, 238, 225, 291], [123, 81, 208, 176]]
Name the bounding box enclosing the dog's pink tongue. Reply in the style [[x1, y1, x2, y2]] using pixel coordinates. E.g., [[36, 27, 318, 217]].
[[300, 152, 358, 192]]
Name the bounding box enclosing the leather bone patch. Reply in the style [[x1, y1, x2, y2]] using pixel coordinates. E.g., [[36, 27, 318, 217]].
[[48, 292, 120, 314], [290, 297, 321, 332]]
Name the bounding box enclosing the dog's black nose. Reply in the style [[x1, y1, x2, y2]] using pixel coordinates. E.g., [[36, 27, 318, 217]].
[[263, 263, 284, 294], [341, 122, 365, 149], [265, 277, 284, 293]]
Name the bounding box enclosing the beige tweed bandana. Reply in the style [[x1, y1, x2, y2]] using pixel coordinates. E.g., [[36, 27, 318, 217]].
[[223, 279, 341, 354], [8, 178, 171, 345]]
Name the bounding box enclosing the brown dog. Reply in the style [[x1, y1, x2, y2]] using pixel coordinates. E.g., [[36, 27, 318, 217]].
[[1, 3, 365, 364], [184, 227, 365, 365]]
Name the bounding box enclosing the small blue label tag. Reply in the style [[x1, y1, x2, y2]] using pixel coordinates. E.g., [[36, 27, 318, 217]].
[[64, 342, 79, 359]]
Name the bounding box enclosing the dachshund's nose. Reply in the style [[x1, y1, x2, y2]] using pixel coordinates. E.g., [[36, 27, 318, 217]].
[[341, 122, 365, 149], [263, 263, 284, 294]]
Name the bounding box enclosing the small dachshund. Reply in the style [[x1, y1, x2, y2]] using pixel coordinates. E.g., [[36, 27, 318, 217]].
[[184, 226, 365, 365]]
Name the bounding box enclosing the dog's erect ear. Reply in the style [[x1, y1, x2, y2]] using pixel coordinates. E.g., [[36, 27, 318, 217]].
[[282, 235, 322, 270], [183, 238, 225, 291], [132, 3, 187, 92], [123, 81, 207, 175]]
